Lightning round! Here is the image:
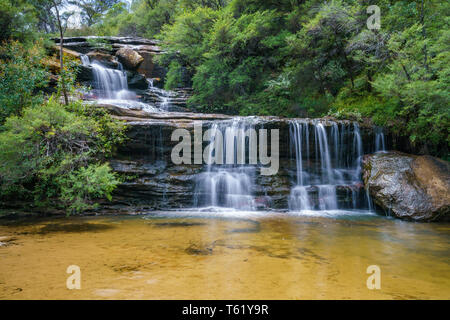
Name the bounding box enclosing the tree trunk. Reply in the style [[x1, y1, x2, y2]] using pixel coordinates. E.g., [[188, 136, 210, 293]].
[[420, 0, 430, 74], [53, 1, 69, 105]]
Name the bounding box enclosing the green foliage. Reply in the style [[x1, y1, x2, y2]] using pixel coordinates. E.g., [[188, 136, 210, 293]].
[[371, 22, 450, 155], [0, 98, 126, 213], [59, 163, 121, 214], [89, 2, 134, 36], [69, 0, 121, 26], [164, 60, 184, 90], [0, 0, 40, 42], [159, 7, 219, 68], [0, 40, 48, 124], [187, 9, 291, 115]]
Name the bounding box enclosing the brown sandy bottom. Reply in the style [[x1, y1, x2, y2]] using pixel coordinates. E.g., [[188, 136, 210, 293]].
[[0, 211, 449, 299]]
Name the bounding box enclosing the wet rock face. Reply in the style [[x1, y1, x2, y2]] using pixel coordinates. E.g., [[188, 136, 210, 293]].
[[363, 152, 450, 221], [126, 72, 148, 90], [103, 113, 376, 211]]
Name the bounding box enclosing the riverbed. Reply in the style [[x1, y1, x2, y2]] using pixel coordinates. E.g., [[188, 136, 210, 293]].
[[0, 210, 449, 299]]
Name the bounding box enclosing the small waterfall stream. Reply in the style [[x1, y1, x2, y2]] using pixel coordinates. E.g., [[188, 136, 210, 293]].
[[81, 55, 160, 112], [288, 120, 371, 213], [194, 118, 258, 210], [375, 127, 386, 152], [146, 79, 178, 111]]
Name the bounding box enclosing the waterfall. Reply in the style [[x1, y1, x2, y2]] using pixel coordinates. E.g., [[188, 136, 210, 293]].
[[288, 120, 371, 213], [91, 61, 135, 100], [147, 79, 174, 111], [375, 127, 386, 152], [80, 54, 90, 66], [194, 119, 257, 210], [81, 57, 159, 112]]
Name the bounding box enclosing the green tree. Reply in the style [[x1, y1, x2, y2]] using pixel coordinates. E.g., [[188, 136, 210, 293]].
[[69, 0, 121, 26]]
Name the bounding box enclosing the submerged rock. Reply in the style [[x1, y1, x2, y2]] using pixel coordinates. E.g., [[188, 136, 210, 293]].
[[363, 152, 450, 221]]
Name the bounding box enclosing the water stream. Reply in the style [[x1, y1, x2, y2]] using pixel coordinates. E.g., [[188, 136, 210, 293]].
[[288, 121, 369, 213], [81, 55, 160, 113], [194, 118, 258, 210]]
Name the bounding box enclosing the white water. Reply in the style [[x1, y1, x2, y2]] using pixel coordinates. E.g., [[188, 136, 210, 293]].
[[288, 120, 371, 213], [147, 79, 176, 111], [81, 55, 159, 113], [375, 127, 386, 152], [80, 54, 90, 66], [194, 119, 258, 211]]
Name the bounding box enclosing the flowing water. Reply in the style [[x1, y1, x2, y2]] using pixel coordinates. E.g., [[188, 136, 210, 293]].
[[81, 55, 160, 113], [288, 121, 369, 213], [375, 127, 387, 152], [147, 79, 176, 111], [0, 213, 448, 299], [194, 118, 259, 210]]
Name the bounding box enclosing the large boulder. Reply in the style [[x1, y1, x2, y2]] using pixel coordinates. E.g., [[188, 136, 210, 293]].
[[76, 65, 93, 82], [115, 48, 144, 70], [363, 151, 450, 221]]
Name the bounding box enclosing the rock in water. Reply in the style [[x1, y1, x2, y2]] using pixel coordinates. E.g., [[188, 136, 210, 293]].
[[116, 48, 144, 70], [363, 151, 450, 221]]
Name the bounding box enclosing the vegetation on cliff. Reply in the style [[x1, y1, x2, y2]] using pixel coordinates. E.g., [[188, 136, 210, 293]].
[[0, 1, 127, 213], [83, 0, 449, 157]]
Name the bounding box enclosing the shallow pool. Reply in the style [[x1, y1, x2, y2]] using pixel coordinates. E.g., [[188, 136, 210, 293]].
[[0, 210, 449, 299]]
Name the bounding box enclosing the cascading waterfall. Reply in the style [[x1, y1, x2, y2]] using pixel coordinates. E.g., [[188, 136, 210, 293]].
[[91, 61, 135, 100], [80, 54, 90, 66], [289, 120, 370, 213], [81, 55, 159, 112], [147, 79, 175, 111], [375, 127, 386, 152], [194, 119, 257, 210]]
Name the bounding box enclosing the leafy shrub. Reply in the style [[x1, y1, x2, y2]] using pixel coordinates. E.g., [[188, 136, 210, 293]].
[[0, 98, 125, 214], [59, 164, 121, 214], [164, 60, 184, 90]]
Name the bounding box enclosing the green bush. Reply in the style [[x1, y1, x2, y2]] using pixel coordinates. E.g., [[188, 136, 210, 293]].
[[59, 164, 121, 214], [0, 98, 125, 214], [164, 60, 184, 90]]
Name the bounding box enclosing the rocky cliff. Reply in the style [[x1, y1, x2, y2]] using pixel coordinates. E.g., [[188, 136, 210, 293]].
[[99, 105, 379, 213]]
